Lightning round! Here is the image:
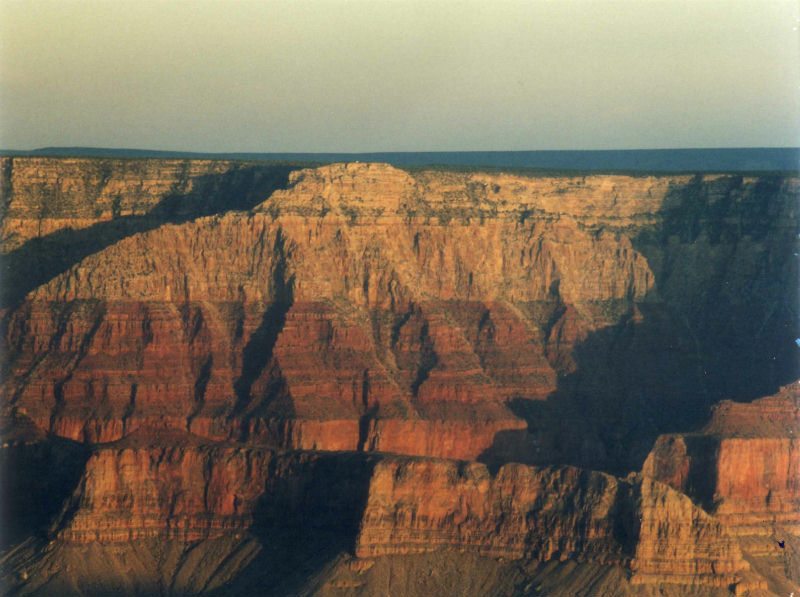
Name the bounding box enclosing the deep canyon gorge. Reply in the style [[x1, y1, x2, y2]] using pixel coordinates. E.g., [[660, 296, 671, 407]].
[[0, 156, 798, 596]]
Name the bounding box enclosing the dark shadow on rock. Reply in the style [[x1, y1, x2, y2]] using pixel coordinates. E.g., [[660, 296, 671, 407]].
[[682, 434, 721, 512], [611, 478, 641, 555], [230, 230, 295, 426], [0, 430, 90, 550], [481, 174, 799, 476], [633, 173, 800, 403], [1, 164, 297, 311], [477, 428, 541, 476], [211, 452, 378, 597], [481, 304, 721, 475]]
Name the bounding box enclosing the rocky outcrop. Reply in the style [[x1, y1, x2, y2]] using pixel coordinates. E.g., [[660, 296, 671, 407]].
[[643, 382, 800, 593], [4, 161, 797, 472], [631, 477, 759, 590], [643, 383, 800, 533], [0, 156, 294, 249], [57, 436, 271, 543], [355, 459, 628, 561], [0, 157, 296, 309], [1, 438, 766, 596], [1, 158, 797, 596], [355, 458, 755, 590]]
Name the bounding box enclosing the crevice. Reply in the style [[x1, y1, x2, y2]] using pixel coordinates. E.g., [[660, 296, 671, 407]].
[[141, 304, 154, 347], [180, 304, 205, 345], [541, 280, 566, 344], [123, 383, 137, 421], [231, 229, 294, 417], [356, 369, 376, 451], [389, 304, 414, 348], [611, 477, 641, 556], [50, 380, 66, 427], [233, 286, 246, 341], [474, 308, 495, 370], [410, 321, 438, 398], [187, 355, 213, 428]]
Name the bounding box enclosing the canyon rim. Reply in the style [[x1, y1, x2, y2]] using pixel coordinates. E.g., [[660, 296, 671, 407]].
[[0, 153, 797, 596]]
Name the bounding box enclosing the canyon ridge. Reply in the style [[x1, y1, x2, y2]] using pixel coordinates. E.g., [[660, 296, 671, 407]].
[[0, 156, 798, 596]]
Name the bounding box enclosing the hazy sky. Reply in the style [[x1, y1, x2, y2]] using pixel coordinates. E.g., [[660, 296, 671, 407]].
[[1, 0, 798, 152]]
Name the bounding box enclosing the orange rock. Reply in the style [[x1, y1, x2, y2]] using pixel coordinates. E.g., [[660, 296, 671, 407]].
[[3, 161, 798, 471], [644, 382, 800, 536], [2, 158, 797, 595], [643, 382, 800, 594], [59, 442, 272, 543], [354, 457, 753, 589], [0, 156, 282, 248]]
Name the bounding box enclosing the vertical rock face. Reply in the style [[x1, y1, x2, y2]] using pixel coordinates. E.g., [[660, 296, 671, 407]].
[[0, 157, 293, 249], [1, 441, 758, 595], [4, 161, 796, 470], [643, 382, 800, 593], [714, 437, 800, 535], [631, 477, 754, 588], [643, 383, 800, 535], [354, 458, 753, 589], [58, 438, 272, 543], [355, 460, 627, 561], [1, 157, 798, 595], [48, 439, 377, 546]]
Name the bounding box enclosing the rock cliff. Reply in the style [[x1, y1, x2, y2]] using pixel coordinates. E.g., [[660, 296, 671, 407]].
[[0, 156, 295, 249], [4, 160, 797, 470], [0, 439, 766, 596], [355, 458, 755, 591], [1, 157, 797, 596], [643, 382, 800, 594]]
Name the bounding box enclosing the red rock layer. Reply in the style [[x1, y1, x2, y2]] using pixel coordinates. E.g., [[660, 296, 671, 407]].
[[2, 160, 797, 596], [3, 162, 798, 468], [4, 161, 671, 459], [58, 436, 271, 543], [355, 460, 627, 561], [9, 433, 757, 593], [54, 438, 377, 545], [643, 382, 800, 535], [631, 477, 762, 590], [643, 382, 800, 593], [354, 457, 755, 590], [713, 437, 800, 536]]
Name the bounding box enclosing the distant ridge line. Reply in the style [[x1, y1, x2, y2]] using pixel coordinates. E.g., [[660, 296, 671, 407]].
[[2, 146, 799, 172]]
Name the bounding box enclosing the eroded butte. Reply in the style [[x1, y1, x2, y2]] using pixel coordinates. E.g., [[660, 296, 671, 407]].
[[1, 157, 798, 596]]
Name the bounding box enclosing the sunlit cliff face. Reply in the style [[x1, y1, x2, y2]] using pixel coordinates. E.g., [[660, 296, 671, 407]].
[[1, 158, 798, 596]]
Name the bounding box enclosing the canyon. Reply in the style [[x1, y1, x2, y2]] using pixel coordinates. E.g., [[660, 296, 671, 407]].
[[0, 156, 798, 596]]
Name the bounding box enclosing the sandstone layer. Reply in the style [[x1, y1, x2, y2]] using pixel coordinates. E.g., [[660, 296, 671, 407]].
[[1, 157, 798, 596], [4, 160, 797, 471], [643, 382, 800, 594], [355, 458, 757, 590], [1, 433, 766, 596]]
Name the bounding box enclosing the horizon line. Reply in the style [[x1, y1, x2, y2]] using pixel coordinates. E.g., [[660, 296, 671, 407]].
[[4, 145, 800, 155]]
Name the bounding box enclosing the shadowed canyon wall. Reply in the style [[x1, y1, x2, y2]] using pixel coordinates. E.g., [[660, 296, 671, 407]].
[[643, 382, 800, 594], [1, 157, 798, 596]]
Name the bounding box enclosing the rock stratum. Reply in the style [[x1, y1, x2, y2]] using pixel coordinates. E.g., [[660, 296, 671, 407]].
[[0, 156, 798, 596]]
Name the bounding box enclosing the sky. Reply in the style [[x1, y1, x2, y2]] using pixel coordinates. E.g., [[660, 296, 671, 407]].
[[1, 0, 798, 152]]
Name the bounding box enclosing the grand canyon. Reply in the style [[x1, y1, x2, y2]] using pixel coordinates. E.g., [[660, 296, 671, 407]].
[[0, 156, 797, 596]]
